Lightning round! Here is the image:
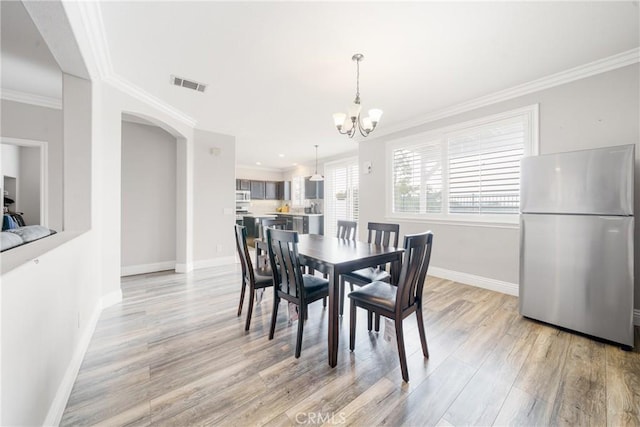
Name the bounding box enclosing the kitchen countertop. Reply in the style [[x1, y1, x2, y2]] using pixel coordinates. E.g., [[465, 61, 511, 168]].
[[242, 214, 277, 218], [270, 212, 324, 217]]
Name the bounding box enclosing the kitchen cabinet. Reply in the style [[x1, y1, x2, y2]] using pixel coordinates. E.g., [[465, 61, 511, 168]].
[[277, 181, 291, 200], [265, 181, 278, 200], [250, 180, 265, 199], [304, 177, 324, 199], [237, 178, 289, 200], [236, 179, 250, 191]]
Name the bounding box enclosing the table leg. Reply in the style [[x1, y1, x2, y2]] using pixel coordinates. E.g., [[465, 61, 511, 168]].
[[328, 267, 339, 367]]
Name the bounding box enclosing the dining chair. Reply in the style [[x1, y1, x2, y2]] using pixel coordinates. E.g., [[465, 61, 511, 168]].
[[266, 228, 329, 358], [234, 225, 274, 331], [348, 231, 434, 382], [257, 218, 288, 267], [336, 219, 357, 240], [339, 222, 400, 317]]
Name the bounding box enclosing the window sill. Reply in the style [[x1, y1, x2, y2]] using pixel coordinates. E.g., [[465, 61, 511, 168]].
[[384, 214, 520, 229]]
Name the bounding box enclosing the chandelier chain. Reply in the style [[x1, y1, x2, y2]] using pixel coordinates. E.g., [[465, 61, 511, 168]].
[[355, 59, 360, 102]]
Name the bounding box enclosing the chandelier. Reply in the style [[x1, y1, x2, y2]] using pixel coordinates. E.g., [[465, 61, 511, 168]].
[[332, 53, 383, 138]]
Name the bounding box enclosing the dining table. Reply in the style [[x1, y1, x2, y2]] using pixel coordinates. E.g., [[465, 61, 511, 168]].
[[256, 233, 404, 367]]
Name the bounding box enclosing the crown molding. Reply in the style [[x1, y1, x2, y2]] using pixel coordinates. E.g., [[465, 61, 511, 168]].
[[76, 1, 197, 128], [374, 47, 640, 139], [105, 74, 197, 128], [0, 89, 62, 110], [75, 1, 113, 79]]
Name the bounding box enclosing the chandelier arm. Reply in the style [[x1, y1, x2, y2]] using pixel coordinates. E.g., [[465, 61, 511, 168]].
[[357, 116, 370, 138]]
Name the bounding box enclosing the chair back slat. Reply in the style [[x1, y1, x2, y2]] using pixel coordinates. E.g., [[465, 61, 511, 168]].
[[259, 218, 287, 240], [267, 228, 305, 301], [396, 232, 433, 311], [234, 225, 255, 286], [337, 220, 357, 240], [367, 222, 400, 247]]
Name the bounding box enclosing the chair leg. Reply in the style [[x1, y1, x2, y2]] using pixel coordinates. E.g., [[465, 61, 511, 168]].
[[374, 314, 381, 332], [350, 300, 357, 351], [323, 297, 327, 308], [339, 277, 345, 316], [295, 304, 305, 358], [269, 294, 279, 340], [367, 310, 373, 331], [416, 306, 430, 358], [244, 286, 255, 331], [237, 281, 246, 317], [395, 319, 409, 382]]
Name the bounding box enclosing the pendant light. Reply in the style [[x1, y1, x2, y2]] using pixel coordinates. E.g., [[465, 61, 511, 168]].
[[309, 145, 323, 181]]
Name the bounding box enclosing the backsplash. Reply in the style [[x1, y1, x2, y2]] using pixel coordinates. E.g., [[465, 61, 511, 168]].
[[248, 199, 324, 215]]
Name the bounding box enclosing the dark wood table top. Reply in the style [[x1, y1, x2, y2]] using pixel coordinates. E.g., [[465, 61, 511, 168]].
[[296, 234, 403, 267]]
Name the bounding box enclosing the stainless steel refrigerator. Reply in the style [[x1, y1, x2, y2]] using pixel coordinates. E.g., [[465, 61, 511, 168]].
[[519, 144, 634, 347]]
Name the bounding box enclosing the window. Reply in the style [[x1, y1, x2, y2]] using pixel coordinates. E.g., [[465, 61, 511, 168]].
[[324, 158, 359, 238], [291, 175, 305, 208], [388, 105, 538, 222]]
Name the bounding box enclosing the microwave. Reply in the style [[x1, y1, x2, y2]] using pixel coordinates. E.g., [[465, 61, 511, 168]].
[[235, 190, 251, 202]]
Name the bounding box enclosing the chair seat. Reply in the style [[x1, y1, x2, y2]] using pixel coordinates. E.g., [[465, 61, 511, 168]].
[[302, 274, 329, 298], [348, 281, 397, 312], [343, 267, 390, 284], [254, 267, 273, 286]]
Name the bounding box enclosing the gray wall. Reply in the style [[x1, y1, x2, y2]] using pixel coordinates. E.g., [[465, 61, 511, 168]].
[[121, 121, 177, 271], [0, 99, 63, 230], [193, 129, 236, 264], [18, 146, 40, 225], [359, 64, 640, 307]]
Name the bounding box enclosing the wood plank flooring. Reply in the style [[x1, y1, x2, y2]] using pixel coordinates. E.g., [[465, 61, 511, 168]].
[[61, 263, 640, 426]]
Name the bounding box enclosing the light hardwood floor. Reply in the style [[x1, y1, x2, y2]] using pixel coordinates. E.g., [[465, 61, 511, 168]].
[[61, 263, 640, 426]]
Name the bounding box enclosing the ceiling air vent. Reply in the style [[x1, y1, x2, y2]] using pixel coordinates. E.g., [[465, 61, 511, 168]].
[[170, 75, 207, 93]]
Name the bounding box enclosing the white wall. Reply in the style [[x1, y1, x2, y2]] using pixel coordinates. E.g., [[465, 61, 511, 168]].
[[121, 121, 177, 273], [236, 166, 284, 181], [359, 63, 640, 306], [193, 129, 236, 266], [1, 144, 19, 178], [0, 100, 63, 230], [1, 71, 99, 426], [18, 146, 40, 225], [1, 232, 102, 426]]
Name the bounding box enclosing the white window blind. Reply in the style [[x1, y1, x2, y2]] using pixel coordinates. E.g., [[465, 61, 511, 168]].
[[392, 141, 442, 214], [447, 116, 524, 214], [390, 106, 536, 220], [324, 158, 359, 238]]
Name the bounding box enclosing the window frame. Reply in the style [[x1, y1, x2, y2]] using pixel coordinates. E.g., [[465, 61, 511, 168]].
[[385, 104, 539, 226], [323, 156, 359, 238]]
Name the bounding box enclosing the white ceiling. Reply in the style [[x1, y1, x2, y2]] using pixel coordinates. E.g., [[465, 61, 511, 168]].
[[2, 1, 639, 169], [0, 1, 62, 99]]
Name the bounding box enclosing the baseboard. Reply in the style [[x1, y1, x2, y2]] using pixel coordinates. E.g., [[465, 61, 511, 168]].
[[101, 289, 123, 309], [174, 262, 192, 273], [193, 256, 237, 270], [121, 261, 175, 277], [428, 266, 519, 296], [43, 299, 102, 426], [634, 309, 640, 327]]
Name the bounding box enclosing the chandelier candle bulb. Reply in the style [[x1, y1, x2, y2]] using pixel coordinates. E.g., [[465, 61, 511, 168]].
[[333, 113, 347, 130], [368, 108, 383, 124]]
